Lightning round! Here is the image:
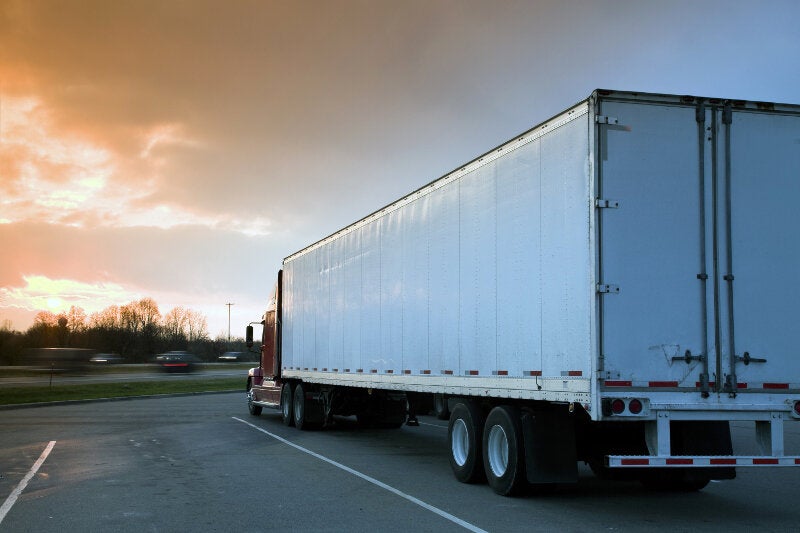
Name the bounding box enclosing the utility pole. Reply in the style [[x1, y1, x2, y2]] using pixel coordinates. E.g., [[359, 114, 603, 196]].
[[225, 303, 235, 343]]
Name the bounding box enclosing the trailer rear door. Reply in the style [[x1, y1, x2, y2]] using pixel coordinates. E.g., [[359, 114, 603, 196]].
[[597, 94, 800, 394], [597, 96, 709, 391], [724, 108, 800, 391]]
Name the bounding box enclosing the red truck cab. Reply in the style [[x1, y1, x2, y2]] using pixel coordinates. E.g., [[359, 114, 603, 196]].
[[245, 271, 283, 415]]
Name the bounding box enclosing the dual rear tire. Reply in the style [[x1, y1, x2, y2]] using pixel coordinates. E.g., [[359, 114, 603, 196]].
[[448, 403, 532, 496]]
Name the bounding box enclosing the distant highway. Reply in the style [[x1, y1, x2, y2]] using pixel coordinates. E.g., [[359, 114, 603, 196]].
[[0, 364, 249, 388]]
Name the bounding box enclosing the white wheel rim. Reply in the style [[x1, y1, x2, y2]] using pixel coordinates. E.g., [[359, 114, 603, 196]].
[[451, 419, 469, 467], [487, 424, 509, 477], [282, 390, 290, 418]]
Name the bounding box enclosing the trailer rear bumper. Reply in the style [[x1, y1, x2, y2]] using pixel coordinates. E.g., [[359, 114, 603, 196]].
[[607, 455, 800, 468]]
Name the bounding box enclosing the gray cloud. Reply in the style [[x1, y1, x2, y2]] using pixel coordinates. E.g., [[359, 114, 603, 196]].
[[2, 0, 799, 333]]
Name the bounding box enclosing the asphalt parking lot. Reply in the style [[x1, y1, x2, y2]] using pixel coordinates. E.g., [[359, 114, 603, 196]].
[[2, 392, 800, 532]]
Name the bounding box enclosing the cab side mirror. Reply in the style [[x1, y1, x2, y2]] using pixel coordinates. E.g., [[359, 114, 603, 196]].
[[246, 325, 254, 348]]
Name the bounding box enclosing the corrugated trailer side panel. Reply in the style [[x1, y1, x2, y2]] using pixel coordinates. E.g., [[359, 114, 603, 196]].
[[282, 102, 594, 402]]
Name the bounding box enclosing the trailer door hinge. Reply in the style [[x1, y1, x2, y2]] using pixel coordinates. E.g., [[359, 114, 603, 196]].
[[596, 115, 619, 125], [595, 198, 620, 209], [597, 283, 620, 294]]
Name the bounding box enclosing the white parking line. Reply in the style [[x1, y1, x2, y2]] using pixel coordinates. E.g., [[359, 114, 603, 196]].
[[0, 441, 57, 526], [232, 417, 487, 533]]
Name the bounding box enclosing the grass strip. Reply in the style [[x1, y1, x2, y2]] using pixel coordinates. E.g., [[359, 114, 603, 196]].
[[0, 377, 243, 406], [1, 362, 254, 378]]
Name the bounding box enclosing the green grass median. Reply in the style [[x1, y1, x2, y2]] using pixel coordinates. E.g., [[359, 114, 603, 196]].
[[0, 377, 243, 406]]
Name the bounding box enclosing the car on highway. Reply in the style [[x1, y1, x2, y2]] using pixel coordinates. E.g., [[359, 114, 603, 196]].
[[154, 351, 199, 373], [217, 351, 251, 362], [89, 353, 124, 364]]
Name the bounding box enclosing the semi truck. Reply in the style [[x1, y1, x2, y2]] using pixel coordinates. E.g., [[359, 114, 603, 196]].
[[245, 89, 800, 496]]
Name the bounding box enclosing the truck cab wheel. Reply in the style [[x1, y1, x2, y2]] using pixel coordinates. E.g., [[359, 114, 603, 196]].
[[247, 383, 262, 416], [281, 382, 294, 426], [448, 401, 486, 483]]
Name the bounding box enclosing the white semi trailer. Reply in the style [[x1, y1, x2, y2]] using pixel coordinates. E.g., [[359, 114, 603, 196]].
[[246, 89, 800, 496]]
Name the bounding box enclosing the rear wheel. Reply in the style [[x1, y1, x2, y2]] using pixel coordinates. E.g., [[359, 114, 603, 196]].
[[448, 401, 485, 483], [293, 383, 322, 430], [293, 383, 308, 430], [640, 470, 710, 492], [280, 382, 294, 426], [483, 405, 526, 496], [434, 394, 450, 420]]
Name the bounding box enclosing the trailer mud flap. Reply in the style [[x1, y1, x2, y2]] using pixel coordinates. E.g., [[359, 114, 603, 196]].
[[522, 410, 578, 484]]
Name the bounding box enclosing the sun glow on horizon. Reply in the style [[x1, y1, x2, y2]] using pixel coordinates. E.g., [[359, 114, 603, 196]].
[[46, 296, 64, 312], [0, 275, 140, 317]]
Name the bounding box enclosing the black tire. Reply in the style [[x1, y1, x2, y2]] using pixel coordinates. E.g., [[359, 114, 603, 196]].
[[247, 382, 262, 416], [281, 382, 294, 427], [640, 470, 710, 492], [356, 412, 376, 428], [448, 402, 486, 483], [293, 382, 322, 430], [293, 382, 308, 430], [434, 394, 450, 420], [483, 405, 526, 496]]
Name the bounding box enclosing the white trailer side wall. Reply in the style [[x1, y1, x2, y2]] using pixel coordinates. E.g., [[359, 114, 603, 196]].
[[282, 102, 594, 402]]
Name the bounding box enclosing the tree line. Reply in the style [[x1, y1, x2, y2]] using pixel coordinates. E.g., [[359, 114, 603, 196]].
[[0, 297, 248, 365]]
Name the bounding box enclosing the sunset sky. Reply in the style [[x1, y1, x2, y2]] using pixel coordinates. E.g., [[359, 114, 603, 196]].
[[1, 0, 799, 338]]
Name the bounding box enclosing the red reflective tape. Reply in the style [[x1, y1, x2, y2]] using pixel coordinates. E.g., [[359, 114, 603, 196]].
[[763, 383, 789, 389], [621, 458, 650, 466], [753, 458, 779, 465], [696, 382, 716, 388], [370, 369, 378, 373], [322, 368, 327, 371], [567, 371, 583, 377], [356, 369, 363, 373], [605, 380, 633, 387], [442, 370, 454, 375], [163, 363, 188, 367], [385, 370, 394, 374], [403, 370, 411, 374], [795, 459, 800, 465], [526, 370, 543, 376], [648, 381, 679, 388], [466, 370, 479, 376], [495, 370, 508, 376], [420, 370, 431, 375], [667, 458, 694, 465], [710, 458, 737, 465], [737, 382, 748, 389]]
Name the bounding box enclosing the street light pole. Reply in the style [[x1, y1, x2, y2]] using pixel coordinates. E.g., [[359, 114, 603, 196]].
[[226, 303, 235, 343]]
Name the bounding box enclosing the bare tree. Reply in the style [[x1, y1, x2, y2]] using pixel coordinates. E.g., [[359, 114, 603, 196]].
[[186, 309, 209, 342], [66, 306, 88, 335]]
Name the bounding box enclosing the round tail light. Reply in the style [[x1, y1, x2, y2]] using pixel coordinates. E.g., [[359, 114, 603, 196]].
[[794, 401, 800, 416], [628, 399, 643, 414], [611, 399, 625, 414]]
